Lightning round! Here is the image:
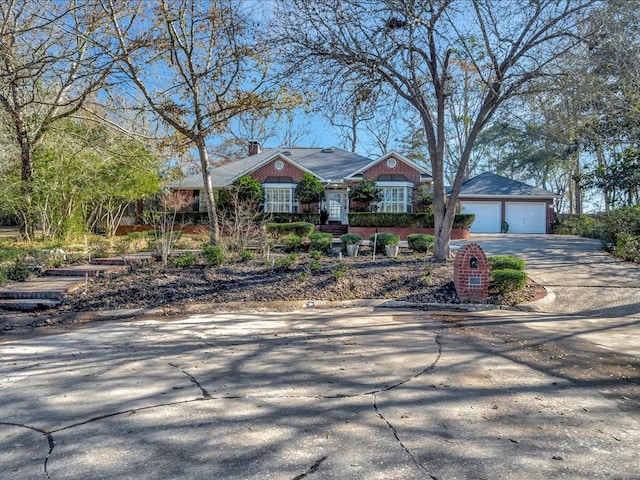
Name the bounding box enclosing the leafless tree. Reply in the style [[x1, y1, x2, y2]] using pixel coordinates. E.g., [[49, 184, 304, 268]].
[[102, 0, 292, 244], [0, 0, 114, 239], [272, 0, 599, 260]]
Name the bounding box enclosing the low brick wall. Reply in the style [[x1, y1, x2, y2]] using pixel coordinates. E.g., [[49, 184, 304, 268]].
[[348, 227, 470, 240]]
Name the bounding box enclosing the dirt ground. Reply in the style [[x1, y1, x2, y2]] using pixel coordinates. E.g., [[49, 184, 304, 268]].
[[56, 250, 541, 315]]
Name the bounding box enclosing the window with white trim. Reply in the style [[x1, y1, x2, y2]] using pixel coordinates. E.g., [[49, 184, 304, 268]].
[[264, 184, 299, 213], [377, 181, 414, 213]]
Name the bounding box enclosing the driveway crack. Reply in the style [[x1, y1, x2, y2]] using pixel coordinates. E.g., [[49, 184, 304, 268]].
[[169, 362, 211, 398], [370, 331, 442, 478], [0, 421, 55, 480]]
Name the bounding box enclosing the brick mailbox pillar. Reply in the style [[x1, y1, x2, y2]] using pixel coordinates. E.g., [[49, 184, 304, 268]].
[[453, 243, 490, 302]]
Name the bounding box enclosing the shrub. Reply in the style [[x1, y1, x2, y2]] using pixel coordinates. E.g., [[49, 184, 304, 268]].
[[172, 252, 198, 268], [407, 233, 434, 253], [331, 262, 349, 280], [309, 249, 322, 260], [266, 222, 315, 238], [309, 259, 321, 272], [239, 250, 254, 262], [599, 206, 640, 250], [309, 232, 333, 253], [368, 232, 400, 254], [491, 269, 527, 295], [274, 253, 298, 270], [488, 255, 526, 271], [340, 233, 362, 245], [612, 233, 640, 263], [203, 244, 225, 266], [6, 257, 32, 282], [0, 268, 6, 285], [281, 233, 303, 252], [347, 212, 474, 229]]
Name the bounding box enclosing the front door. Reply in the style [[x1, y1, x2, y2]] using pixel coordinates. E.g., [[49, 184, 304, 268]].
[[326, 191, 344, 223]]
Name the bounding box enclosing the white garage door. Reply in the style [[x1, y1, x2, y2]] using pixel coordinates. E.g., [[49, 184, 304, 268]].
[[460, 201, 501, 233], [505, 202, 547, 234]]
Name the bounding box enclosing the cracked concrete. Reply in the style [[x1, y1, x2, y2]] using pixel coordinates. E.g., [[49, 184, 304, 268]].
[[1, 307, 639, 479]]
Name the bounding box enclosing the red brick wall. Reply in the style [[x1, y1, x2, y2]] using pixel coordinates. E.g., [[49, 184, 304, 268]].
[[453, 243, 490, 302], [252, 158, 306, 183], [362, 157, 422, 183]]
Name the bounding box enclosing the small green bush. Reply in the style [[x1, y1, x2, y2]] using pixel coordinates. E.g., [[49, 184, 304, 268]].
[[368, 232, 400, 254], [309, 259, 321, 272], [172, 252, 198, 268], [266, 222, 315, 238], [491, 269, 527, 295], [274, 253, 298, 270], [331, 262, 349, 280], [340, 233, 362, 245], [203, 244, 225, 266], [488, 255, 526, 271], [6, 257, 32, 282], [0, 268, 7, 285], [281, 234, 303, 252], [309, 232, 333, 253], [309, 250, 322, 260], [240, 250, 255, 262], [407, 233, 434, 253]]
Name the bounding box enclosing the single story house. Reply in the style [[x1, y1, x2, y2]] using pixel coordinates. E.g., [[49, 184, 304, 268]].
[[171, 143, 433, 224], [458, 172, 559, 234], [170, 144, 558, 234]]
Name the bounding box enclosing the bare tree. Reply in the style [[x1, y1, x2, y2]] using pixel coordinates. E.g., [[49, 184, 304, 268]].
[[103, 0, 290, 244], [272, 0, 598, 260], [0, 0, 114, 239]]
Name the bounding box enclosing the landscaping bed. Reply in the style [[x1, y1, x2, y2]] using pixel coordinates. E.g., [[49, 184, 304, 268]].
[[56, 250, 541, 314]]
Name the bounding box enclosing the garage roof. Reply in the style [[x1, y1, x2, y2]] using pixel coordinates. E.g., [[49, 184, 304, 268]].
[[459, 172, 558, 198]]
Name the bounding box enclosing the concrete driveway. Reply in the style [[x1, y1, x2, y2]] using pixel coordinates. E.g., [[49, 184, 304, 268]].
[[1, 234, 639, 479], [453, 234, 640, 317]]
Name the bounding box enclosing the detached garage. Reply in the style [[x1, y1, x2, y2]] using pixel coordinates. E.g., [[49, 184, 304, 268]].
[[458, 173, 558, 234]]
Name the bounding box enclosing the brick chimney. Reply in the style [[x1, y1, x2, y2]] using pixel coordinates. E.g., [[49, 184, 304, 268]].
[[248, 140, 261, 156]]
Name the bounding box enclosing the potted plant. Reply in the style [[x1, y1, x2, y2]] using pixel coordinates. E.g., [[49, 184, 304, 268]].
[[340, 233, 363, 257], [369, 232, 401, 258]]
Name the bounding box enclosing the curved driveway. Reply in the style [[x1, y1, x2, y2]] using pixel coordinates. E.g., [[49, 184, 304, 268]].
[[453, 234, 640, 317]]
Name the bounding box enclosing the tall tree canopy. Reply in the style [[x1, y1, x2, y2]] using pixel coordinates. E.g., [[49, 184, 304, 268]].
[[103, 0, 295, 244], [272, 0, 598, 260], [0, 0, 114, 238]]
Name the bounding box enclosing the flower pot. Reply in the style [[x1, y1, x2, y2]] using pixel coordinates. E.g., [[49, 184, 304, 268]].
[[385, 244, 399, 258], [346, 243, 360, 257]]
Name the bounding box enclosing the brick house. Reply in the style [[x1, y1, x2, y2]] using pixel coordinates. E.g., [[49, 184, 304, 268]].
[[170, 144, 433, 226]]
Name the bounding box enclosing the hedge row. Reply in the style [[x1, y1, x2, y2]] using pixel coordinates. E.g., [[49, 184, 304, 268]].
[[348, 212, 475, 229]]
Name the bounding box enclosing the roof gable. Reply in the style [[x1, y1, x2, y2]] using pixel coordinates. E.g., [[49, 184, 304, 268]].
[[346, 151, 431, 179], [459, 172, 558, 198]]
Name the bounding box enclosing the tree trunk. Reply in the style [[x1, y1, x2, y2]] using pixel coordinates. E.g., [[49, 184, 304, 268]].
[[196, 138, 219, 244], [17, 116, 35, 240]]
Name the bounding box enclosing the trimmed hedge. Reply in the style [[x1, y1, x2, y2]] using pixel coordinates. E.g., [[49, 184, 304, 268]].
[[348, 212, 475, 229], [309, 232, 334, 253], [268, 213, 321, 225], [491, 269, 527, 295], [368, 232, 400, 254], [407, 233, 434, 253], [488, 255, 526, 271], [266, 222, 315, 238]]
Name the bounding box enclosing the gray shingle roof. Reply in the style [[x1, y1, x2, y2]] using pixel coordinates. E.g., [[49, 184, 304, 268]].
[[170, 147, 375, 188], [459, 172, 558, 198]]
